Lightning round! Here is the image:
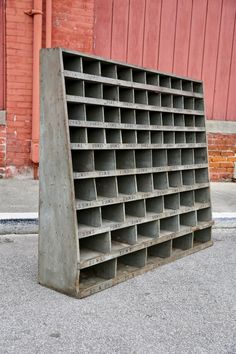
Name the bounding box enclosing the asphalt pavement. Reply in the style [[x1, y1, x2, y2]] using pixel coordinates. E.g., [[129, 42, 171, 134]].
[[0, 229, 236, 354]]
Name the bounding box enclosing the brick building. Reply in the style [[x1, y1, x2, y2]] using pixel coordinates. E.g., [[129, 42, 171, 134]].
[[0, 0, 236, 180]]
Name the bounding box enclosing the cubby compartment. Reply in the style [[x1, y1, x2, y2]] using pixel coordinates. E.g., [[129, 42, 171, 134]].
[[182, 169, 195, 185], [94, 150, 116, 170], [125, 200, 146, 218], [195, 115, 205, 127], [172, 233, 193, 251], [196, 132, 206, 143], [79, 232, 111, 262], [159, 75, 171, 88], [181, 149, 194, 165], [119, 87, 134, 103], [175, 131, 185, 144], [104, 106, 120, 123], [116, 150, 135, 169], [167, 149, 181, 166], [193, 82, 203, 93], [137, 130, 150, 144], [74, 179, 97, 201], [65, 78, 84, 96], [84, 82, 102, 98], [185, 132, 196, 143], [151, 131, 163, 144], [152, 150, 167, 167], [135, 150, 152, 168], [180, 190, 194, 207], [117, 175, 137, 195], [82, 58, 101, 75], [102, 203, 125, 223], [195, 168, 209, 183], [117, 66, 132, 81], [160, 215, 179, 235], [96, 177, 118, 198], [136, 110, 150, 125], [194, 148, 208, 164], [134, 90, 148, 105], [63, 52, 82, 72], [194, 228, 211, 245], [180, 211, 197, 227], [162, 113, 174, 126], [136, 172, 154, 193], [87, 128, 105, 143], [184, 114, 195, 127], [149, 111, 162, 125], [101, 63, 117, 78], [168, 171, 182, 188], [72, 150, 94, 172], [80, 259, 116, 290], [103, 85, 119, 101], [106, 129, 122, 143], [122, 130, 137, 144], [86, 105, 104, 122], [164, 193, 180, 211], [77, 207, 102, 228], [120, 108, 136, 124], [146, 72, 159, 85], [132, 69, 146, 83], [116, 249, 147, 274], [146, 196, 163, 214], [174, 114, 185, 126], [153, 172, 168, 190], [111, 226, 137, 248], [184, 97, 194, 110], [173, 95, 184, 109], [67, 103, 86, 121], [148, 92, 161, 106], [194, 188, 210, 204], [197, 207, 212, 224], [137, 221, 159, 239], [182, 80, 193, 92], [164, 131, 175, 144], [161, 93, 173, 108], [171, 78, 182, 90], [147, 240, 172, 261], [194, 98, 204, 111], [69, 127, 87, 143]]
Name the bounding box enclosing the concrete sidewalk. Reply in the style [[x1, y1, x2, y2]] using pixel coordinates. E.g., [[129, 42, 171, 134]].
[[0, 179, 236, 233]]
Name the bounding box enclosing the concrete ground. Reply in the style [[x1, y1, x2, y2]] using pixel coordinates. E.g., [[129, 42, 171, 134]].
[[0, 229, 236, 354]]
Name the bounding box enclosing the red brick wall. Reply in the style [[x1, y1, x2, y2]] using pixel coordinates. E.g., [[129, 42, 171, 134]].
[[3, 0, 94, 178], [0, 125, 6, 177], [5, 0, 33, 177], [208, 133, 236, 181]]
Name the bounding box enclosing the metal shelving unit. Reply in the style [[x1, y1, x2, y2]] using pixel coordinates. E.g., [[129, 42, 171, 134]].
[[39, 48, 213, 298]]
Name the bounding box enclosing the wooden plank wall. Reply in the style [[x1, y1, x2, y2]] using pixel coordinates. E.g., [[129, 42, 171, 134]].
[[94, 0, 236, 121]]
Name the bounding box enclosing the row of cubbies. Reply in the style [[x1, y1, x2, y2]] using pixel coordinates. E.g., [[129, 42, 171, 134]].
[[77, 195, 211, 233], [75, 174, 209, 203], [68, 104, 205, 127], [63, 52, 203, 94], [65, 78, 204, 110], [71, 148, 208, 172], [79, 226, 211, 290], [70, 126, 206, 144]]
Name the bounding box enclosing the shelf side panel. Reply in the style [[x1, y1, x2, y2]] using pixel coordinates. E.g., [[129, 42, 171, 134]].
[[39, 48, 79, 296]]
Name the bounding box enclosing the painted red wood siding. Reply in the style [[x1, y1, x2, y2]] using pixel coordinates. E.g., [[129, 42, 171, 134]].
[[94, 0, 236, 121]]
